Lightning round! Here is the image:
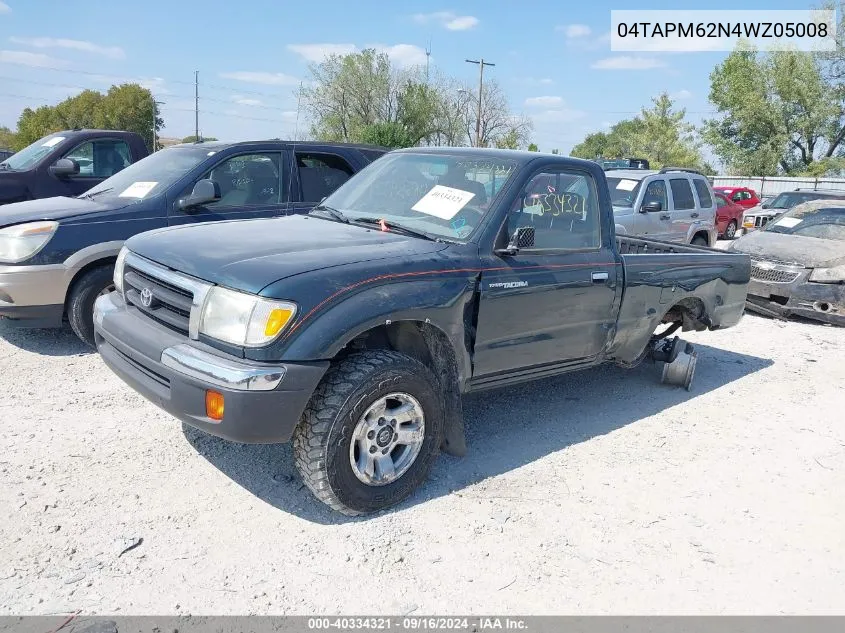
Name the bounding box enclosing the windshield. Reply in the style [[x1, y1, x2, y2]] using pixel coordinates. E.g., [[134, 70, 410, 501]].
[[606, 176, 642, 207], [767, 192, 834, 210], [80, 147, 212, 202], [317, 152, 518, 241], [0, 133, 67, 171], [764, 205, 845, 241]]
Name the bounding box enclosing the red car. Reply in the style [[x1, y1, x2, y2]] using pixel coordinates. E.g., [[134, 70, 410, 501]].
[[713, 186, 760, 209], [714, 192, 744, 239]]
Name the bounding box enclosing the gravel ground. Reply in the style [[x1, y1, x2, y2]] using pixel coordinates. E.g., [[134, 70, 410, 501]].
[[1, 311, 843, 615]]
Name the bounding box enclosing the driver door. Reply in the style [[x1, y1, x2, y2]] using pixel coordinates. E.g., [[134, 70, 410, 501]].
[[169, 151, 292, 226], [635, 178, 672, 240]]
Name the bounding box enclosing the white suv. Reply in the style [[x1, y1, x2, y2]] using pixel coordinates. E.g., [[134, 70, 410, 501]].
[[604, 167, 718, 246]]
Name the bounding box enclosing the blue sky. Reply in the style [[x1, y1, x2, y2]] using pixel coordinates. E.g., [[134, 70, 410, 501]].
[[0, 0, 822, 155]]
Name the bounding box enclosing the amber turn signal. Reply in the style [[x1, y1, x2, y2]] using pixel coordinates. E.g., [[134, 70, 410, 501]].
[[205, 390, 224, 421]]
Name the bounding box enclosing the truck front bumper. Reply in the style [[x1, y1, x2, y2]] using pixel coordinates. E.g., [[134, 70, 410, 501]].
[[94, 291, 329, 443], [0, 263, 67, 328]]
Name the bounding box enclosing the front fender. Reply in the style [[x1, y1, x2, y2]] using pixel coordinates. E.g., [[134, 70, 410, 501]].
[[270, 276, 477, 382]]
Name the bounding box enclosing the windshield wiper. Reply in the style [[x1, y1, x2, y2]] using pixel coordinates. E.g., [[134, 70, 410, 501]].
[[309, 204, 349, 223], [79, 187, 114, 200], [351, 217, 440, 242]]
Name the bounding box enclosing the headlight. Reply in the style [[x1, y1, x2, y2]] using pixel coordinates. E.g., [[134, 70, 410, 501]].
[[0, 221, 58, 263], [199, 286, 297, 346], [809, 264, 845, 283], [113, 246, 129, 292]]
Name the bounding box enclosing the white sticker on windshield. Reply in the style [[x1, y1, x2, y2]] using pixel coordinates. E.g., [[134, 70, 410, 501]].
[[411, 185, 475, 220], [616, 179, 638, 191], [775, 216, 801, 228], [118, 181, 158, 199], [42, 137, 65, 148]]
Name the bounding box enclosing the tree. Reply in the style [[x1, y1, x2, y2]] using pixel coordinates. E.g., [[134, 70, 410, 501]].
[[0, 126, 17, 150], [495, 128, 520, 149], [704, 47, 841, 175], [527, 143, 539, 152], [14, 84, 163, 151], [181, 135, 218, 143], [301, 49, 531, 149], [572, 94, 706, 170]]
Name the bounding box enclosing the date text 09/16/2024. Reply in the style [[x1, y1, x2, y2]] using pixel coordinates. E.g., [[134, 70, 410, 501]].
[[307, 617, 529, 630]]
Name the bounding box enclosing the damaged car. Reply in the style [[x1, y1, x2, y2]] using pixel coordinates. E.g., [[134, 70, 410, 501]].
[[729, 199, 845, 326]]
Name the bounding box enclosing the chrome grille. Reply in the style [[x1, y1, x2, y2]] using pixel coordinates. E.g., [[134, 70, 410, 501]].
[[121, 252, 212, 339], [749, 258, 801, 284], [124, 266, 193, 334]]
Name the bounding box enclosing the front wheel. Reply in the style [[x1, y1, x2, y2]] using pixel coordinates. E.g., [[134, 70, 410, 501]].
[[723, 220, 738, 240], [293, 350, 444, 516], [691, 235, 708, 247], [67, 265, 115, 348]]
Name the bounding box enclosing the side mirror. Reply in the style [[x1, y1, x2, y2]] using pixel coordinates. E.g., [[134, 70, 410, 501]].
[[178, 179, 221, 210], [49, 158, 79, 177], [494, 226, 535, 256], [761, 203, 770, 209], [641, 200, 662, 213]]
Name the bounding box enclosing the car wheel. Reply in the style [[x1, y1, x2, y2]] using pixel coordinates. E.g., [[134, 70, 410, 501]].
[[691, 235, 708, 247], [724, 220, 738, 240], [67, 265, 114, 348], [293, 350, 444, 516]]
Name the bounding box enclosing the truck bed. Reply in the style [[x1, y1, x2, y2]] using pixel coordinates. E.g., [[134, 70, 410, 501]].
[[608, 235, 752, 365]]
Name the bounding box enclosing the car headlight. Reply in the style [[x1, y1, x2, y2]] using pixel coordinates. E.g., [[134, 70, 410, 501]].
[[113, 246, 129, 293], [199, 286, 297, 346], [0, 221, 58, 263], [809, 264, 845, 283]]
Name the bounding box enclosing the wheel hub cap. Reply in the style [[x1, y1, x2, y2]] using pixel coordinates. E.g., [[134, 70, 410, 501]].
[[349, 392, 425, 486]]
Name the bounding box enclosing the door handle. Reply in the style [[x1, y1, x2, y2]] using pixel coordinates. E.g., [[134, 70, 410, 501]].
[[660, 214, 671, 220], [591, 271, 609, 283], [691, 212, 699, 218]]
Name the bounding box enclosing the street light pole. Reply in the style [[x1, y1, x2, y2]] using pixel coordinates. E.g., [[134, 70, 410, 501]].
[[465, 58, 495, 147]]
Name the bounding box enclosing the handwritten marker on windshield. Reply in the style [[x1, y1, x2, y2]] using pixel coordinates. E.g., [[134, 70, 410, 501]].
[[379, 218, 388, 232]]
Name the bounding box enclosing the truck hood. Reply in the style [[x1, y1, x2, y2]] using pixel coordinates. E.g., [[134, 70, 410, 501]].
[[126, 215, 452, 295], [730, 229, 845, 268], [0, 195, 118, 227]]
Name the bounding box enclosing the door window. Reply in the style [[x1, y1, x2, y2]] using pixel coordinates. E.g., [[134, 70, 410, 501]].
[[296, 152, 355, 202], [64, 139, 131, 177], [642, 179, 668, 210], [692, 179, 713, 207], [507, 170, 601, 250], [669, 178, 695, 210], [198, 153, 283, 208]]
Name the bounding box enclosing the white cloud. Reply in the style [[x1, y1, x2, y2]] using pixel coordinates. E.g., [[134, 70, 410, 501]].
[[372, 43, 428, 67], [88, 74, 168, 93], [531, 108, 586, 123], [218, 71, 300, 86], [525, 96, 564, 108], [0, 49, 66, 67], [591, 56, 666, 70], [287, 43, 357, 62], [564, 30, 611, 51], [9, 36, 124, 59], [670, 89, 692, 100], [412, 11, 479, 31], [0, 2, 10, 14], [557, 24, 591, 38], [232, 95, 263, 106]]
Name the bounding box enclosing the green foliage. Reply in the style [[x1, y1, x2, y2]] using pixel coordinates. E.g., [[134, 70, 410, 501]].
[[495, 128, 520, 149], [0, 125, 17, 150], [704, 47, 842, 175], [181, 135, 218, 143], [13, 84, 163, 151], [360, 122, 417, 148], [572, 94, 706, 171], [301, 49, 532, 149], [527, 143, 539, 152]]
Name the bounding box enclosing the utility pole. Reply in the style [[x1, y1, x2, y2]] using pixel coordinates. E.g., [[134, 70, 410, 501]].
[[465, 58, 494, 147], [425, 39, 432, 82], [152, 97, 165, 151], [194, 70, 200, 141]]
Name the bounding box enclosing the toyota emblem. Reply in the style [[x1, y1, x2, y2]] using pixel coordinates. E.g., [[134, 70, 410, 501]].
[[139, 287, 154, 308]]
